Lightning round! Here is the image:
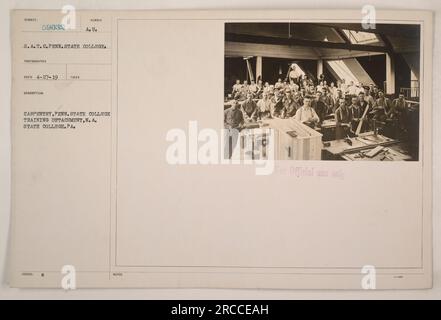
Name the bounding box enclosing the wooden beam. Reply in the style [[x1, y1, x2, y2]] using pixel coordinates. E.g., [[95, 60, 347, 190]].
[[225, 41, 319, 60], [313, 23, 420, 38], [256, 56, 262, 80], [378, 33, 395, 53], [386, 53, 396, 94], [333, 27, 351, 44], [317, 59, 323, 79], [321, 51, 384, 60], [225, 33, 388, 53]]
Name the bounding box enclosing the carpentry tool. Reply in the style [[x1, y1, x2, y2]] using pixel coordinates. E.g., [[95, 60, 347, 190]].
[[344, 135, 352, 146]]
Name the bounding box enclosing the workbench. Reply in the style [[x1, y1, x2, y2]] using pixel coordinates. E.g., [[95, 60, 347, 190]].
[[341, 143, 413, 161], [322, 131, 413, 161]]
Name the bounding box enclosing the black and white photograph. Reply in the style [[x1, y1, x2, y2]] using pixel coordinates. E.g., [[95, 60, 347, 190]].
[[3, 6, 435, 298], [224, 22, 421, 161]]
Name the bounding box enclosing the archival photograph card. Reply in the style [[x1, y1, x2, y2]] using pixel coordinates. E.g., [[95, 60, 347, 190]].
[[8, 9, 432, 289]]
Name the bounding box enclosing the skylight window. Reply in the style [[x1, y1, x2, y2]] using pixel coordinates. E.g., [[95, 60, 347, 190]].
[[342, 29, 379, 44], [326, 60, 359, 85]]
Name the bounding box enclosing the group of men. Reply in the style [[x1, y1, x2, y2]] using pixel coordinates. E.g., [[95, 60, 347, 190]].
[[224, 75, 410, 139]]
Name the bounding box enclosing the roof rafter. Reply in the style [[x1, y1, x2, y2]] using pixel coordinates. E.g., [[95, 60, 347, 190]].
[[225, 33, 389, 54], [333, 27, 351, 44], [378, 33, 395, 54]]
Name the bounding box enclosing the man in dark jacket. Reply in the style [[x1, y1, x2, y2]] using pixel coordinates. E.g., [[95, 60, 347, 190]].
[[311, 92, 327, 124], [224, 100, 244, 159], [282, 89, 299, 118], [224, 100, 244, 130]]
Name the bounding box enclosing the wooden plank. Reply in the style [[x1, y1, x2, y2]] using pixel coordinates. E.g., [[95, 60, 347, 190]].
[[356, 104, 370, 135]]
